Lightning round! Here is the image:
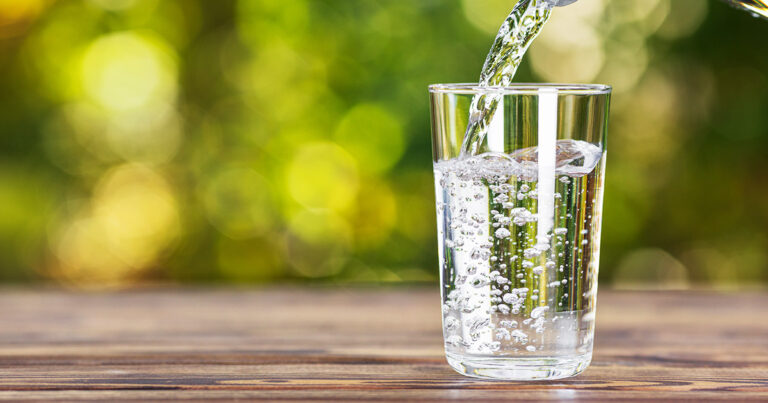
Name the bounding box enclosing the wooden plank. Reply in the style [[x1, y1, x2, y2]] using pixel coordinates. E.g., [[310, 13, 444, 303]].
[[0, 289, 766, 400]]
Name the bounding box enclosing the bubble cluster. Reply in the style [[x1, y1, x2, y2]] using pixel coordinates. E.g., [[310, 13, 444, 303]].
[[436, 140, 603, 357]]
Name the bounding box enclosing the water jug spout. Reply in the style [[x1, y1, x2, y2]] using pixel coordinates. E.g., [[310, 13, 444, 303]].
[[722, 0, 768, 18]]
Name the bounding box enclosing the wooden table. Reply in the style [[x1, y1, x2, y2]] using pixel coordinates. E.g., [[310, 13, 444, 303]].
[[0, 289, 766, 401]]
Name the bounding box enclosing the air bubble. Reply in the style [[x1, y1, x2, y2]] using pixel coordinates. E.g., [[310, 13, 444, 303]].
[[495, 328, 511, 341], [500, 320, 518, 329], [444, 316, 460, 331], [502, 293, 518, 304], [510, 330, 528, 344], [522, 261, 534, 269], [531, 306, 549, 319], [446, 335, 464, 347], [524, 248, 541, 259]]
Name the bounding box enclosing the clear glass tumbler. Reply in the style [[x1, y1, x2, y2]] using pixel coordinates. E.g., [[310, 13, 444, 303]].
[[429, 83, 611, 380]]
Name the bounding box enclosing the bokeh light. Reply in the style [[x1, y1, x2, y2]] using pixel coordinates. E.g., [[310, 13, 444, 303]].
[[530, 0, 605, 83], [334, 104, 406, 174], [462, 0, 517, 34], [285, 209, 351, 278], [656, 0, 708, 39], [51, 164, 178, 286], [287, 142, 359, 212], [0, 0, 764, 287], [346, 178, 398, 249], [81, 32, 177, 112], [87, 0, 140, 12], [0, 0, 44, 38], [201, 166, 277, 240], [614, 248, 689, 290]]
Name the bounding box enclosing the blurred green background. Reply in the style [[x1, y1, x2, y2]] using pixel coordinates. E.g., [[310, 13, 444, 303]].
[[0, 0, 765, 288]]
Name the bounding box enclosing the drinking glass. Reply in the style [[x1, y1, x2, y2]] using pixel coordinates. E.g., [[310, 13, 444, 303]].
[[429, 83, 611, 380]]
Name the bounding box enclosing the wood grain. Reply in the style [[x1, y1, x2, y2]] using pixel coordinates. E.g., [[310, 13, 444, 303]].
[[0, 288, 766, 401]]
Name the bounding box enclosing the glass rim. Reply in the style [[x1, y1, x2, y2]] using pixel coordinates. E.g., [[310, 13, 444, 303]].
[[429, 83, 612, 95]]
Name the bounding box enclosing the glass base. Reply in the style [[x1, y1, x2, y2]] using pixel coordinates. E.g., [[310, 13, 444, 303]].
[[446, 351, 592, 381]]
